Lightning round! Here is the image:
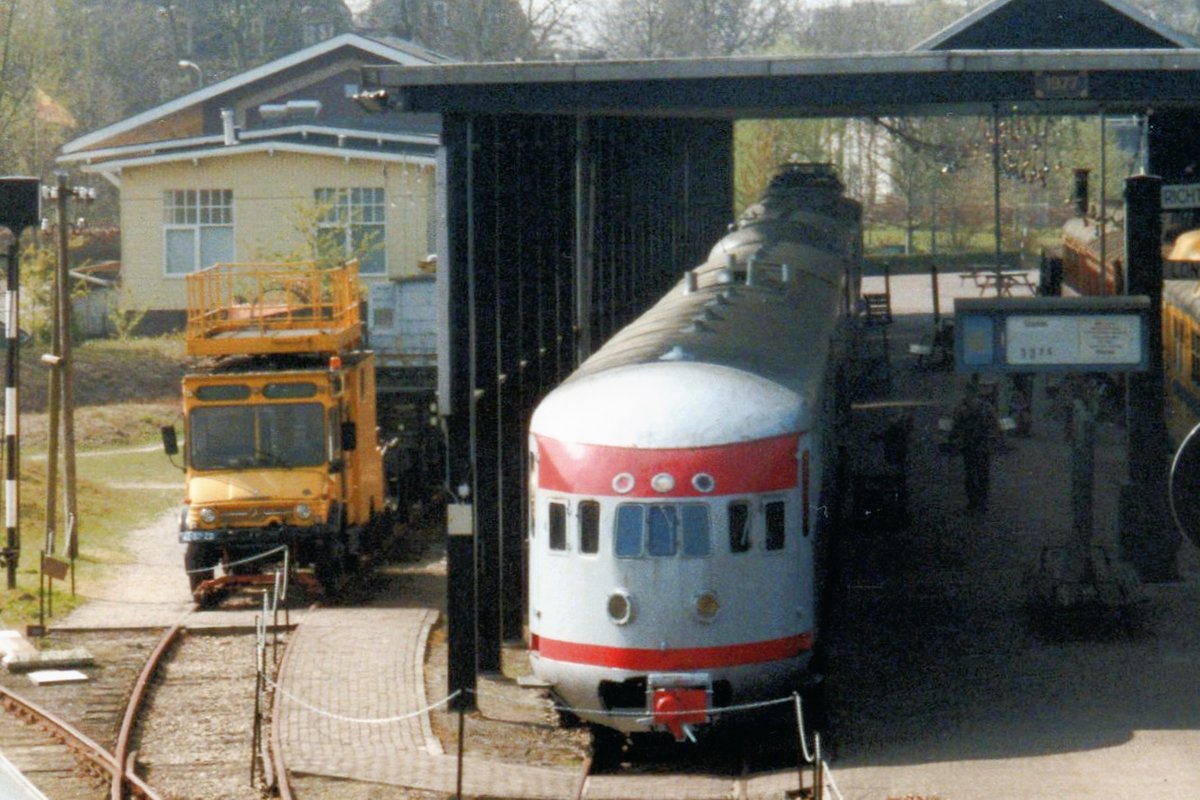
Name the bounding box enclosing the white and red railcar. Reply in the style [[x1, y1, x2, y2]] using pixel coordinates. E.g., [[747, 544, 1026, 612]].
[[527, 164, 862, 740]]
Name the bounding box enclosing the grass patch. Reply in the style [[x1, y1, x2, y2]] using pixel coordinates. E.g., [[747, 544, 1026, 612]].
[[1, 432, 184, 628], [0, 337, 190, 628]]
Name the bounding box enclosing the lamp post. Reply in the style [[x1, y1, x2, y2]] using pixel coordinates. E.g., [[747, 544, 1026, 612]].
[[178, 59, 203, 88]]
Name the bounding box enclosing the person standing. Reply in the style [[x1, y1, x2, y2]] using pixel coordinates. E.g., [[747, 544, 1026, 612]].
[[952, 379, 1000, 511]]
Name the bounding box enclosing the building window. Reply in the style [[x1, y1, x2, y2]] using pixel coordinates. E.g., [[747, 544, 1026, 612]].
[[315, 187, 386, 275], [163, 189, 233, 276]]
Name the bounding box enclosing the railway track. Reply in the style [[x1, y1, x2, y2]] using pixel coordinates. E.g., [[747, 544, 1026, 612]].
[[0, 625, 178, 799], [0, 610, 287, 800], [572, 717, 825, 800]]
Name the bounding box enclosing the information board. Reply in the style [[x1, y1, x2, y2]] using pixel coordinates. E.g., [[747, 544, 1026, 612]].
[[955, 296, 1149, 373]]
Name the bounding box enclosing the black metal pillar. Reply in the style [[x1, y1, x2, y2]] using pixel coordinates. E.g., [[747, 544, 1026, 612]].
[[440, 113, 478, 710], [497, 116, 526, 644], [1120, 173, 1180, 582], [473, 115, 502, 674]]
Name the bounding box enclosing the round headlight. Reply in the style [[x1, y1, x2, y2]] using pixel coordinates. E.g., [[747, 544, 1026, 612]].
[[694, 591, 720, 621], [692, 472, 715, 493], [650, 472, 676, 493], [199, 507, 217, 524], [295, 503, 312, 520], [612, 472, 635, 494], [607, 591, 634, 625]]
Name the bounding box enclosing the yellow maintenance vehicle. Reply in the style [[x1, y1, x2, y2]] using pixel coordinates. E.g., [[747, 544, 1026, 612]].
[[162, 260, 391, 595]]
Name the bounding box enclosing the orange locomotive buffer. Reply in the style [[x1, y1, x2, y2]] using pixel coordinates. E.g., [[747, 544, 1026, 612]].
[[652, 686, 710, 743]]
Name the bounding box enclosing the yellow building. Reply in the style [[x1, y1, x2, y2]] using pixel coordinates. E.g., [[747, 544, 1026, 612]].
[[58, 33, 444, 359]]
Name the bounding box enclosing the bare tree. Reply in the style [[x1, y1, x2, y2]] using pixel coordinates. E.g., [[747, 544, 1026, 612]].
[[363, 0, 583, 61], [593, 0, 795, 58]]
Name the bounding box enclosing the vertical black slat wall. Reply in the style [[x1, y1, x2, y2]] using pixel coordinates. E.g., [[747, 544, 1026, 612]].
[[473, 114, 503, 672], [440, 112, 477, 710], [442, 113, 733, 693], [495, 114, 529, 643]]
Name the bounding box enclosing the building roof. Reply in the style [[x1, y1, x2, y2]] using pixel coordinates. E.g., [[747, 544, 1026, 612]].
[[913, 0, 1196, 51], [60, 33, 445, 169]]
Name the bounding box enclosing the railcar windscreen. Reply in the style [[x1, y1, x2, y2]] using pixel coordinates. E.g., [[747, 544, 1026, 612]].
[[614, 503, 712, 558]]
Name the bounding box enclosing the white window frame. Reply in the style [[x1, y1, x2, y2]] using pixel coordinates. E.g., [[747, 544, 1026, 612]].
[[162, 189, 234, 277], [314, 187, 387, 275]]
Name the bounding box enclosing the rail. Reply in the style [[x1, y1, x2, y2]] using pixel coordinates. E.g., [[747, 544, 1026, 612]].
[[185, 260, 363, 357], [0, 682, 164, 800], [113, 624, 184, 799]]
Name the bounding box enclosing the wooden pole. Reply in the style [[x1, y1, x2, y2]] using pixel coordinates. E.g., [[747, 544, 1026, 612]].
[[60, 184, 78, 567], [45, 176, 66, 558]]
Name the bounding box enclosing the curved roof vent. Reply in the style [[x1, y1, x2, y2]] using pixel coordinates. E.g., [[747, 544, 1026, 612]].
[[660, 345, 694, 361]]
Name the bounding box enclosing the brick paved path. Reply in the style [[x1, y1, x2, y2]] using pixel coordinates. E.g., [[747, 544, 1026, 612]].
[[275, 604, 578, 798]]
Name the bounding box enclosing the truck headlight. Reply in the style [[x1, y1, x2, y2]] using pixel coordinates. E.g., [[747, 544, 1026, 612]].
[[295, 503, 312, 521], [199, 507, 217, 524]]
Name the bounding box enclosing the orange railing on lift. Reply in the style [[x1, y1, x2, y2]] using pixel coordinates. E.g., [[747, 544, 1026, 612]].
[[185, 260, 363, 357]]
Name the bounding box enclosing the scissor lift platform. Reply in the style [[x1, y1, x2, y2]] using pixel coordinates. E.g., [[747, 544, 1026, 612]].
[[185, 260, 363, 357]]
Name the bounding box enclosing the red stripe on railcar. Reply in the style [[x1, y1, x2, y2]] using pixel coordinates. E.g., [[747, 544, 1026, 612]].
[[530, 632, 812, 670], [535, 434, 800, 497]]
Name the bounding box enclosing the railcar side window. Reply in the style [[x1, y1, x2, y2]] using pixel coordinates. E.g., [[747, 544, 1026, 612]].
[[615, 506, 643, 557], [579, 500, 600, 554], [681, 505, 711, 557], [549, 502, 567, 551], [765, 501, 786, 550], [729, 502, 751, 553]]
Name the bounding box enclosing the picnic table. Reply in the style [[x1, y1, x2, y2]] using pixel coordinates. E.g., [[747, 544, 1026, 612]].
[[962, 267, 1037, 297]]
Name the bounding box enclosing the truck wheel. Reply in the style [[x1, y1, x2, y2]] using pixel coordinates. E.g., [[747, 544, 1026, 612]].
[[184, 543, 218, 591]]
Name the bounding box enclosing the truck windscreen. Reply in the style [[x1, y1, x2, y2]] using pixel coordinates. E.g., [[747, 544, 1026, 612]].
[[190, 403, 326, 470]]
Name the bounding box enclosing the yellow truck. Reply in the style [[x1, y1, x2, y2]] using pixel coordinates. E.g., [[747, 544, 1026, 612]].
[[162, 260, 390, 594]]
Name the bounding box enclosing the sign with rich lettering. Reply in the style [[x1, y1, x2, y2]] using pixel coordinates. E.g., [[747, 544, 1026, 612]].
[[1005, 314, 1140, 366], [1162, 183, 1200, 210], [955, 296, 1149, 373]]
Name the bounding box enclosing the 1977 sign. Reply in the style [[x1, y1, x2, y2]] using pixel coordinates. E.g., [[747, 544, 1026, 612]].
[[1035, 71, 1088, 99]]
